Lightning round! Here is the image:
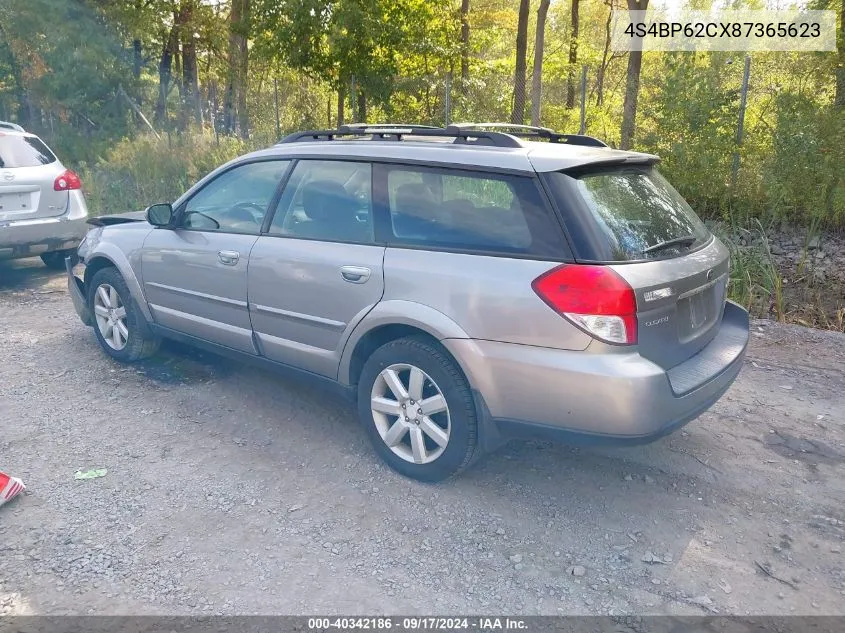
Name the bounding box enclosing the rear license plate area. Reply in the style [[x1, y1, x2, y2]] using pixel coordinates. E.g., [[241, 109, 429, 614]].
[[677, 278, 726, 341], [0, 192, 31, 212]]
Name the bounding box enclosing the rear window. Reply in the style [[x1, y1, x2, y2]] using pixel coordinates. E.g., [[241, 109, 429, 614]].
[[547, 167, 710, 262], [379, 164, 567, 257], [0, 135, 57, 168]]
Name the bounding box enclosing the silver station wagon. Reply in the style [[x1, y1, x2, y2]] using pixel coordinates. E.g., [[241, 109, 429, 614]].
[[67, 123, 749, 481]]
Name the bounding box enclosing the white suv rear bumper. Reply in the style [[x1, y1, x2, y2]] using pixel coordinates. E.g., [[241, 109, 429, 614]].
[[0, 191, 88, 259]]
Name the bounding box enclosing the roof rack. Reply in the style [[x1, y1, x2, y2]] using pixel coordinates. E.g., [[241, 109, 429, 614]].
[[0, 121, 25, 133], [278, 122, 608, 149], [449, 122, 608, 148], [338, 123, 443, 141], [279, 124, 525, 148], [339, 123, 441, 131]]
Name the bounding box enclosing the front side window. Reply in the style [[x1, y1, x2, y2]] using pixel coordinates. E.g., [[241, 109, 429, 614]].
[[547, 167, 710, 262], [269, 160, 374, 243], [0, 135, 57, 168], [181, 160, 290, 233], [382, 165, 565, 256]]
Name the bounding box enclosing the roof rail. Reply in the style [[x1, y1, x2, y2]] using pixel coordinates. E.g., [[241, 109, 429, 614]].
[[0, 121, 25, 133], [450, 122, 556, 135], [338, 123, 443, 141], [338, 123, 441, 131], [279, 125, 525, 148], [277, 122, 608, 149], [449, 122, 608, 148]]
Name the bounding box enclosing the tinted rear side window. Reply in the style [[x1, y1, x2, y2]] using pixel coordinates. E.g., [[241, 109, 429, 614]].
[[546, 167, 710, 262], [378, 164, 567, 257], [0, 135, 57, 168], [269, 160, 374, 243]]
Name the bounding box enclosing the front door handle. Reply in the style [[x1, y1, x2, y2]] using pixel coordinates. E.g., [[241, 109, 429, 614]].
[[218, 250, 240, 266], [340, 265, 371, 283]]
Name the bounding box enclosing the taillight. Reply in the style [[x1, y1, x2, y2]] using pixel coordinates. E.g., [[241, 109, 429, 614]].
[[54, 169, 82, 191], [532, 264, 638, 345]]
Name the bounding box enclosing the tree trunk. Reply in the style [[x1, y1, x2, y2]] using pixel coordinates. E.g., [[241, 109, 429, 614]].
[[208, 79, 218, 131], [511, 0, 530, 124], [15, 76, 33, 129], [0, 22, 32, 128], [565, 0, 580, 109], [530, 0, 550, 126], [357, 90, 367, 124], [179, 1, 200, 128], [224, 0, 247, 135], [133, 39, 142, 80], [173, 46, 182, 106], [154, 25, 179, 125], [596, 3, 613, 106], [836, 0, 844, 107], [224, 0, 240, 134], [460, 0, 470, 96], [620, 0, 649, 149], [337, 84, 346, 127], [222, 77, 235, 135], [236, 0, 250, 139], [132, 0, 143, 84]]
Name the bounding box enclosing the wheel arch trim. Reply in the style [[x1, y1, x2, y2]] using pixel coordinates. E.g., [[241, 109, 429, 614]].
[[83, 244, 154, 323], [338, 300, 471, 386]]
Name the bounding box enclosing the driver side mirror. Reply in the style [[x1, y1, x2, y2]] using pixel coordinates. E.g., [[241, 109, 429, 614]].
[[146, 203, 174, 227]]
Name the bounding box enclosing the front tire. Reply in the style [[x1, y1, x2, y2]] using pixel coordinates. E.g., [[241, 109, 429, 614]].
[[87, 267, 160, 362], [357, 336, 479, 482]]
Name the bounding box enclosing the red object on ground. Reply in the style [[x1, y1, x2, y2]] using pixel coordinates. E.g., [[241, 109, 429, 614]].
[[0, 471, 25, 508]]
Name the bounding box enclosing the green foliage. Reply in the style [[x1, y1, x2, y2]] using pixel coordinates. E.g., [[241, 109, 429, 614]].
[[1, 0, 842, 232], [79, 134, 258, 215], [761, 94, 845, 226], [254, 0, 440, 106], [639, 53, 739, 218], [711, 220, 784, 321], [0, 0, 137, 161]]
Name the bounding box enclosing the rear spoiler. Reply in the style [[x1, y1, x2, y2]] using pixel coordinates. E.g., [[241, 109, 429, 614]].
[[559, 155, 660, 176], [86, 211, 147, 227]]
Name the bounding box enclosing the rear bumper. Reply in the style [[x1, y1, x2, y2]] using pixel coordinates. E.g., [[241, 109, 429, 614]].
[[446, 301, 749, 447], [0, 195, 88, 260]]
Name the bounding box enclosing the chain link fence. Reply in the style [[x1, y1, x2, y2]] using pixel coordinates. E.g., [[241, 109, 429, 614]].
[[249, 71, 593, 135]]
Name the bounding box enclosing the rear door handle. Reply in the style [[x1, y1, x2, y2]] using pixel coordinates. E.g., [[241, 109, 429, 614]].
[[340, 265, 371, 283], [218, 250, 240, 266]]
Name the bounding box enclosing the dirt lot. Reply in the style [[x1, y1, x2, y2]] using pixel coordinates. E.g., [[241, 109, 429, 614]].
[[1, 257, 844, 617]]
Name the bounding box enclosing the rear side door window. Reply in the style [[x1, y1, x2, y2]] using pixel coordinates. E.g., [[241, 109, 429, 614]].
[[268, 160, 374, 244], [376, 164, 567, 258]]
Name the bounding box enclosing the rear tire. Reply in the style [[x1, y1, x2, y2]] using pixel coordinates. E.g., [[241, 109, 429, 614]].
[[357, 336, 479, 482], [87, 267, 160, 362], [40, 249, 74, 270]]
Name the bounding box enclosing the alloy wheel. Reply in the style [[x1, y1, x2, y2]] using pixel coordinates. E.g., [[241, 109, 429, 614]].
[[370, 363, 451, 464], [93, 283, 129, 351]]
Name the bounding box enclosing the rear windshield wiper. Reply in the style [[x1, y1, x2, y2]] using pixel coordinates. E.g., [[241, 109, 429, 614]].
[[641, 235, 697, 256]]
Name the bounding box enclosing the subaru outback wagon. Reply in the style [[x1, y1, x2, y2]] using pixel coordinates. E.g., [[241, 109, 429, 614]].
[[67, 123, 749, 481]]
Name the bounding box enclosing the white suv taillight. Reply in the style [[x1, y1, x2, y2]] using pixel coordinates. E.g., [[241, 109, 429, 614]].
[[531, 265, 638, 345], [54, 169, 82, 191]]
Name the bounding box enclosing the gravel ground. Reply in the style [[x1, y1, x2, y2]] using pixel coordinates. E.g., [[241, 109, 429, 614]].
[[1, 257, 844, 616]]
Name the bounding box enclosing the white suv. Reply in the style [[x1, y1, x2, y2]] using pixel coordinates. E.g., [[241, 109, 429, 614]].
[[0, 122, 88, 268]]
